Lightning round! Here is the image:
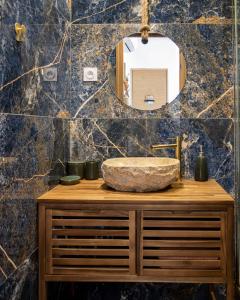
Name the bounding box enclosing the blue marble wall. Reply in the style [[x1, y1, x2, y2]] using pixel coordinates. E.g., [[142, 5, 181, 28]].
[[0, 0, 235, 299], [0, 116, 69, 299], [0, 1, 70, 299]]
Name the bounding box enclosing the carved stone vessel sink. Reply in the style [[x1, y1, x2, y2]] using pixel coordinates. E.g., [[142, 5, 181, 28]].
[[102, 157, 180, 192]]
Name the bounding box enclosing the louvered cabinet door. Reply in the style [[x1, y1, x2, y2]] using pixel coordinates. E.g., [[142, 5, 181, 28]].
[[140, 211, 227, 282], [45, 209, 136, 276]]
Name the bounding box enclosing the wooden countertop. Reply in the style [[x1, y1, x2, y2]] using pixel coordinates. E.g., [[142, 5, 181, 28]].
[[37, 179, 234, 205]]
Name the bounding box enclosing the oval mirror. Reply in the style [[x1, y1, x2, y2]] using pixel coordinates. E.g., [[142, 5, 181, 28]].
[[109, 33, 187, 111]]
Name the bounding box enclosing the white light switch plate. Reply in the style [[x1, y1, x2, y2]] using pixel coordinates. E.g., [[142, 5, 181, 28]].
[[83, 67, 98, 82]]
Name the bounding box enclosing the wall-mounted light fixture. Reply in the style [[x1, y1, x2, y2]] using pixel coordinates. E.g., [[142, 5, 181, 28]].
[[15, 23, 27, 42]]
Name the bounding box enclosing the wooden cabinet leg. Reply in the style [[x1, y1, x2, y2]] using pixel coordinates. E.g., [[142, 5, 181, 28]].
[[226, 281, 234, 300], [39, 280, 47, 300], [226, 206, 234, 300]]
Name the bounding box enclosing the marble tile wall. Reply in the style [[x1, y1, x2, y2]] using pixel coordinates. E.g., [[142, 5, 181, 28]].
[[0, 0, 235, 299], [0, 1, 70, 298], [0, 115, 69, 299]]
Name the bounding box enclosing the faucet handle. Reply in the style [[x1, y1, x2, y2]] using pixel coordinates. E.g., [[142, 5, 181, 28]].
[[168, 136, 182, 141], [167, 137, 176, 141], [167, 137, 179, 142]]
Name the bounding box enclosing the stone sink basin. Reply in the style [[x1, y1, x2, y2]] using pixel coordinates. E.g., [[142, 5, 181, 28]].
[[102, 157, 180, 192]]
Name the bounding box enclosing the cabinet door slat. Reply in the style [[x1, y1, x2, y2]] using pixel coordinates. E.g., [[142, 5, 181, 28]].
[[53, 248, 129, 256], [143, 250, 221, 257], [52, 238, 129, 247], [52, 219, 129, 227], [53, 229, 129, 236], [143, 230, 221, 238], [144, 220, 221, 228], [53, 258, 129, 266], [143, 240, 221, 248], [52, 210, 129, 217], [143, 211, 224, 218], [52, 268, 130, 275], [143, 259, 221, 269]]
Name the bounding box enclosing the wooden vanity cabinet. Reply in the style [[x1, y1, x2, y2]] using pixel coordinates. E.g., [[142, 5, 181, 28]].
[[38, 180, 235, 300]]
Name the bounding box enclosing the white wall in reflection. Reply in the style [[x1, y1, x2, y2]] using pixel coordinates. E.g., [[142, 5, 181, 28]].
[[124, 37, 180, 105]]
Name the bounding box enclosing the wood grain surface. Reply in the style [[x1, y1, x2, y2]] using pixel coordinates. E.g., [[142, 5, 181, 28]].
[[38, 179, 234, 204]]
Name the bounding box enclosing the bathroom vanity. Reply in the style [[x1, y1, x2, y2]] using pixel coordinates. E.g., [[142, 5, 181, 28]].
[[38, 179, 234, 300]]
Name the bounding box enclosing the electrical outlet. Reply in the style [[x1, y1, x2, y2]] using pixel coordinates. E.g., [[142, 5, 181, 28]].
[[83, 67, 98, 82], [42, 67, 58, 81]]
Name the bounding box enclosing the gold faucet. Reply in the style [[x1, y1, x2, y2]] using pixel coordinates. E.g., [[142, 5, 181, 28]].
[[151, 136, 182, 181]]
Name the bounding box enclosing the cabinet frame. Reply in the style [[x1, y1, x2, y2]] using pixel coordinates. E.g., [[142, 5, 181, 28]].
[[39, 202, 234, 300]]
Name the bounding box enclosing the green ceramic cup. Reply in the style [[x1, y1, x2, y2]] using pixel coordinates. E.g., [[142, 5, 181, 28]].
[[67, 161, 85, 179], [85, 161, 100, 180]]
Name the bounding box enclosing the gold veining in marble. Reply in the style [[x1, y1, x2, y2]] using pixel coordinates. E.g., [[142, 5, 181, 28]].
[[67, 0, 72, 11], [197, 86, 233, 118], [0, 157, 17, 165], [56, 111, 71, 118], [94, 121, 127, 157], [0, 245, 17, 270], [193, 16, 232, 24]]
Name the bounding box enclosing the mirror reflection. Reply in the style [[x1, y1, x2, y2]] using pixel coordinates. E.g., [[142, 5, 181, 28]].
[[109, 34, 187, 111]]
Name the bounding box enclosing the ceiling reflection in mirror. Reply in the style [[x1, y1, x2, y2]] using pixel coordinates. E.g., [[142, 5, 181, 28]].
[[109, 34, 187, 111]]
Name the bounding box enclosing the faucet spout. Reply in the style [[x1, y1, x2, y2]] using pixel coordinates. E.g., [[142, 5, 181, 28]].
[[151, 136, 182, 180]]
